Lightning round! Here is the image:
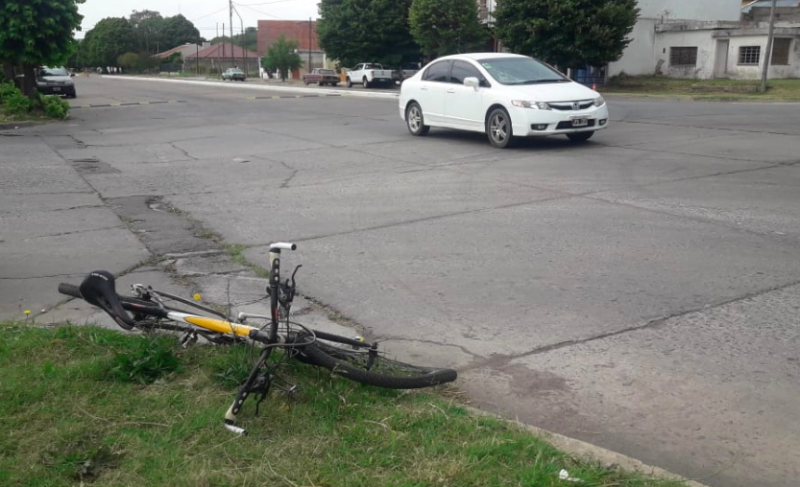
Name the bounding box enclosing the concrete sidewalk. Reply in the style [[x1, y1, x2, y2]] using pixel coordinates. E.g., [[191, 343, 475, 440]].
[[0, 133, 149, 319]]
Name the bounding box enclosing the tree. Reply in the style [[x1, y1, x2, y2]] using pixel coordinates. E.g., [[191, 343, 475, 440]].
[[495, 0, 638, 69], [0, 0, 84, 98], [129, 10, 164, 54], [80, 18, 138, 68], [409, 0, 488, 58], [261, 35, 302, 82], [317, 0, 419, 68], [160, 15, 200, 52], [211, 27, 258, 52]]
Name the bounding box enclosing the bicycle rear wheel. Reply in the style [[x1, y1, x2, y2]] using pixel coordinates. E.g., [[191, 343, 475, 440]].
[[299, 335, 457, 389]]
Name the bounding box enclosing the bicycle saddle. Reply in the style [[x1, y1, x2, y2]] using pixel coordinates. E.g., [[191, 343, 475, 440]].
[[79, 271, 137, 330]]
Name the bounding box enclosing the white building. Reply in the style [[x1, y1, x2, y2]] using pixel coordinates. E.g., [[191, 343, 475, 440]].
[[609, 0, 800, 80]]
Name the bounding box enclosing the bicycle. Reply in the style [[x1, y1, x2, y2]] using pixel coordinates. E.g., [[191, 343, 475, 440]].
[[58, 242, 457, 435]]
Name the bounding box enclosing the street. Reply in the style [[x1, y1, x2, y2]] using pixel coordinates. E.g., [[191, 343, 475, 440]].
[[2, 76, 800, 487]]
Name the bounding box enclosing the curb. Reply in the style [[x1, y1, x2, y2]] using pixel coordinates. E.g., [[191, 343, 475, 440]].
[[465, 406, 711, 487], [0, 121, 43, 131], [102, 75, 400, 100]]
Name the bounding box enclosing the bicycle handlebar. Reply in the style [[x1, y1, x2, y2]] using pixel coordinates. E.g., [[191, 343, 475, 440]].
[[269, 242, 297, 251]]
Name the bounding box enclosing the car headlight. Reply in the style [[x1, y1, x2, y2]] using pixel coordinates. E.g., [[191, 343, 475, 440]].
[[511, 100, 550, 110], [594, 96, 606, 107]]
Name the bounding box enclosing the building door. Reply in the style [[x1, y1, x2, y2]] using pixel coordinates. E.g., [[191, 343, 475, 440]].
[[714, 40, 730, 78]]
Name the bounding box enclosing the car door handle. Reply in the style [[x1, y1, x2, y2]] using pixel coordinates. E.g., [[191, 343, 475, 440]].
[[447, 89, 456, 94], [420, 86, 428, 91]]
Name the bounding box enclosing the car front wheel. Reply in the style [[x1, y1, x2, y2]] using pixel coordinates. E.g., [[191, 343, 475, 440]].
[[346, 77, 352, 88], [566, 132, 594, 143], [406, 102, 430, 136], [486, 108, 513, 149]]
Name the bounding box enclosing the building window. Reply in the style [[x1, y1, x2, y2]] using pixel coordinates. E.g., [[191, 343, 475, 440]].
[[670, 47, 698, 66], [738, 46, 761, 65], [771, 38, 792, 66]]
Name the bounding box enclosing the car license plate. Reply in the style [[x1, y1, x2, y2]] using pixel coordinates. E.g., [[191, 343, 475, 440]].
[[52, 87, 61, 92], [571, 117, 588, 127]]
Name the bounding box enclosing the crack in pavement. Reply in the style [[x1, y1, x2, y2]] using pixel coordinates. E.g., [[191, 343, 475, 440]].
[[373, 335, 483, 360], [459, 276, 800, 373], [169, 141, 199, 161], [26, 225, 126, 240]]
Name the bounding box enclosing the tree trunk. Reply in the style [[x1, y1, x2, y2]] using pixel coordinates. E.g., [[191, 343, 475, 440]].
[[22, 64, 38, 101], [2, 64, 16, 84]]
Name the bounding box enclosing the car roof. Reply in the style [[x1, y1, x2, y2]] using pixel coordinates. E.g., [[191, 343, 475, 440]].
[[439, 53, 528, 61]]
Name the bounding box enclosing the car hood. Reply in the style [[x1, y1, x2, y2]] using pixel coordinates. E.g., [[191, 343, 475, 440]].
[[505, 81, 597, 102]]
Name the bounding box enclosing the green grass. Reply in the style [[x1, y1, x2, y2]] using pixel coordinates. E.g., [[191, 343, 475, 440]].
[[0, 322, 687, 487], [601, 76, 800, 102], [226, 244, 270, 279]]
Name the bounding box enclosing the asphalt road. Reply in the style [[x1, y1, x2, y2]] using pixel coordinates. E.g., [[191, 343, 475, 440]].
[[3, 76, 800, 487]]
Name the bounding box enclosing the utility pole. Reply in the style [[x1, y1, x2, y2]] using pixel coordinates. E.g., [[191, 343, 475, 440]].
[[233, 5, 245, 75], [230, 0, 235, 70], [196, 34, 200, 75], [760, 0, 778, 93], [222, 23, 226, 68]]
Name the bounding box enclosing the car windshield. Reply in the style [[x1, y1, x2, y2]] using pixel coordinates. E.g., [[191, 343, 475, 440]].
[[229, 69, 243, 73], [40, 67, 69, 77], [319, 69, 335, 75], [477, 57, 567, 85]]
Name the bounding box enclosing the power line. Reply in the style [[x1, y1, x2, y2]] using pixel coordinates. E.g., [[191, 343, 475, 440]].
[[234, 3, 283, 20]]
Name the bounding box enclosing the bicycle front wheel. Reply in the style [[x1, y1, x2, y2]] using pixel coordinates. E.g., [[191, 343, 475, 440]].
[[300, 338, 457, 389]]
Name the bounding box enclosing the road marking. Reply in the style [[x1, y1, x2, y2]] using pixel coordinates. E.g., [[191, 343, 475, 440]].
[[70, 100, 187, 110], [245, 94, 344, 103]]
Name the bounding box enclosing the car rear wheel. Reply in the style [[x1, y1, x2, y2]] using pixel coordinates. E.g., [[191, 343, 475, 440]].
[[566, 132, 594, 143], [487, 108, 513, 149], [363, 77, 370, 89], [346, 77, 353, 88], [406, 102, 430, 137]]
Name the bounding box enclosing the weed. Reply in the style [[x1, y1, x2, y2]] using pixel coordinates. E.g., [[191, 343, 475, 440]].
[[105, 334, 181, 384]]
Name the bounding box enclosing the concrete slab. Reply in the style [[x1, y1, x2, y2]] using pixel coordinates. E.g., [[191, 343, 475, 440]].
[[245, 197, 800, 359], [178, 168, 558, 246], [460, 283, 800, 487], [593, 165, 800, 240]]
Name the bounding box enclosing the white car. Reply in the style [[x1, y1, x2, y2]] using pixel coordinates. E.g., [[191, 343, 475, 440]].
[[399, 53, 610, 148]]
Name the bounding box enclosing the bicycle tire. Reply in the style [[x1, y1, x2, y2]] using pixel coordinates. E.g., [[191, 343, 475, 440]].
[[300, 338, 457, 389], [59, 283, 154, 308]]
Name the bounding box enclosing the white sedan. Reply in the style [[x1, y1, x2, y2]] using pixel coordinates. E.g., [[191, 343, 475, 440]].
[[399, 53, 610, 148]]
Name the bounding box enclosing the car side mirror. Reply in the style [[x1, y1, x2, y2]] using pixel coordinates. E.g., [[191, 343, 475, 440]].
[[70, 73, 75, 77], [464, 77, 480, 90]]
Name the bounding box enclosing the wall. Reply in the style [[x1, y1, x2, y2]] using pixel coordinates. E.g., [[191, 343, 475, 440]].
[[724, 35, 800, 79], [257, 20, 319, 58], [654, 30, 717, 78], [609, 0, 741, 76], [608, 19, 658, 76], [636, 0, 741, 21]]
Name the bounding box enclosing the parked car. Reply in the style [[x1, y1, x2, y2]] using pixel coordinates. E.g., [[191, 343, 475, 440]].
[[303, 68, 340, 86], [399, 53, 609, 149], [346, 63, 393, 88], [392, 62, 421, 84], [222, 68, 246, 82], [20, 67, 77, 98]]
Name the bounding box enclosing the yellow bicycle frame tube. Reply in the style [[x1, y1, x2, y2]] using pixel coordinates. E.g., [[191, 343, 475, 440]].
[[168, 311, 256, 337]]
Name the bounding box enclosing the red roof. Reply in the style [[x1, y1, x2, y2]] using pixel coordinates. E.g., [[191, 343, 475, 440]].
[[155, 45, 192, 59], [187, 42, 258, 60], [257, 20, 320, 57]]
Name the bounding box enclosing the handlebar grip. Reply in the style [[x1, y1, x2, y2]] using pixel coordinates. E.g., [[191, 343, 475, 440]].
[[249, 329, 272, 344], [269, 242, 296, 251]]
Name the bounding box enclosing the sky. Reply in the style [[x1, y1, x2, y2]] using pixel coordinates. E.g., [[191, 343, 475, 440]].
[[76, 0, 320, 38]]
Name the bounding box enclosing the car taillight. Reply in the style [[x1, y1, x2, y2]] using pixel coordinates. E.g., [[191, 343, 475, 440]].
[[371, 70, 374, 77]]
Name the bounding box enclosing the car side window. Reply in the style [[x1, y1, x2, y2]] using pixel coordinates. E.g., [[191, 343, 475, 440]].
[[450, 61, 489, 87], [353, 64, 362, 71], [423, 61, 451, 82]]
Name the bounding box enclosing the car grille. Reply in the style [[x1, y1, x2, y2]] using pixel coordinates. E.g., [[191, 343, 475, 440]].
[[556, 120, 596, 130], [548, 100, 594, 111]]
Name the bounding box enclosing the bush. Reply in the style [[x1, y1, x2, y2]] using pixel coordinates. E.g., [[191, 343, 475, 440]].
[[41, 95, 70, 120], [0, 81, 22, 105], [2, 90, 35, 116]]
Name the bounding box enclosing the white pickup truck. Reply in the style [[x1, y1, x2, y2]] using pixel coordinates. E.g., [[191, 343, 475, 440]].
[[345, 63, 393, 88]]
